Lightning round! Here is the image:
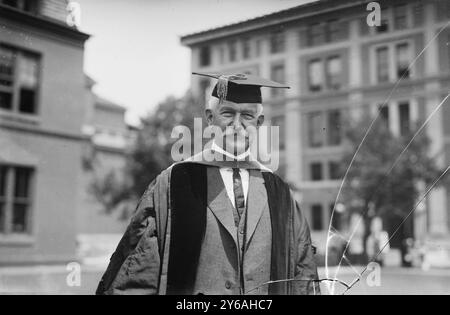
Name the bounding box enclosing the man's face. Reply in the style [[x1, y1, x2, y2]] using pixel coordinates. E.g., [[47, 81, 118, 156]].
[[205, 99, 264, 155]]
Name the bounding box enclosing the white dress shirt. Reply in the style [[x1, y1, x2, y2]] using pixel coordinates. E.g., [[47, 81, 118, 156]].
[[211, 142, 249, 207]]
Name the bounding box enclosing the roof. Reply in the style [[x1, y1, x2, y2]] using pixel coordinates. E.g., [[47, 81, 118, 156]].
[[180, 0, 371, 46], [0, 3, 90, 44], [94, 95, 126, 113], [85, 74, 97, 89]]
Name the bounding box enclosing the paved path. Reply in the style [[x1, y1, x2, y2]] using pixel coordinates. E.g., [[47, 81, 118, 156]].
[[1, 265, 449, 295], [319, 267, 450, 295]]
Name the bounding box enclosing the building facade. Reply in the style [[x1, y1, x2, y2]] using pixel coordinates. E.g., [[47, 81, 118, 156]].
[[0, 0, 90, 264], [181, 0, 450, 249], [77, 82, 132, 261]]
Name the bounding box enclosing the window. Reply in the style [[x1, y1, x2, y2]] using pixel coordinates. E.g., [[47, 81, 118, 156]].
[[199, 79, 210, 103], [396, 43, 411, 79], [310, 163, 323, 181], [242, 38, 251, 60], [360, 16, 370, 36], [308, 111, 324, 148], [326, 56, 342, 90], [376, 9, 389, 33], [199, 46, 211, 67], [0, 45, 40, 115], [271, 115, 285, 151], [308, 59, 324, 92], [436, 0, 450, 21], [1, 0, 39, 13], [329, 204, 342, 231], [399, 102, 410, 136], [327, 110, 342, 146], [218, 46, 225, 64], [327, 19, 341, 42], [394, 5, 408, 30], [379, 104, 389, 125], [0, 166, 6, 233], [376, 47, 389, 83], [329, 161, 342, 180], [271, 64, 285, 97], [412, 3, 424, 27], [311, 204, 324, 231], [308, 23, 325, 46], [448, 34, 450, 71], [0, 165, 33, 235], [270, 31, 285, 54], [228, 40, 237, 62], [255, 39, 262, 57]]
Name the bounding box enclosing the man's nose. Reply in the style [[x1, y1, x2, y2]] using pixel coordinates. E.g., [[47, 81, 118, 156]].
[[232, 114, 244, 130]]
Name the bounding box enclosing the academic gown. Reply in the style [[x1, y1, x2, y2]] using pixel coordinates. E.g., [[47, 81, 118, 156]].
[[95, 149, 319, 295]]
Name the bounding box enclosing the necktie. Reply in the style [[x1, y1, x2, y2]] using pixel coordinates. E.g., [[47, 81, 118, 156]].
[[232, 168, 245, 224]]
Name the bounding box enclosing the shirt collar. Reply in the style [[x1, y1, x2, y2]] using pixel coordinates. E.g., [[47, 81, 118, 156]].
[[211, 141, 251, 162]]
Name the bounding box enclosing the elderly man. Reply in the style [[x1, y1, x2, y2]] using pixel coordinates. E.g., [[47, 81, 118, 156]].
[[96, 73, 319, 295]]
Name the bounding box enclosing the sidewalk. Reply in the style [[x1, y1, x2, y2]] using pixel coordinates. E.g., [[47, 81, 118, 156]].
[[1, 264, 450, 294], [0, 263, 107, 295], [319, 266, 450, 295]]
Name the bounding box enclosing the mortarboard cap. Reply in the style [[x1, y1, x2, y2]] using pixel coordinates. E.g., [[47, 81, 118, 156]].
[[193, 72, 290, 104]]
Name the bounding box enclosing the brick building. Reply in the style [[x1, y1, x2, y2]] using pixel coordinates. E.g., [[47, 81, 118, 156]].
[[181, 0, 450, 249]]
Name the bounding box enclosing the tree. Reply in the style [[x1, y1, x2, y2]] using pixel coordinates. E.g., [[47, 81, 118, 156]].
[[339, 113, 448, 264], [90, 91, 204, 218]]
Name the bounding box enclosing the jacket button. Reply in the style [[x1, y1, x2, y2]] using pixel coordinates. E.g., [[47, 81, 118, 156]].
[[225, 281, 232, 289], [239, 229, 244, 234]]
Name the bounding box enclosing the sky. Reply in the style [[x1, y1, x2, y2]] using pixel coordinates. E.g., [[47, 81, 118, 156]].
[[77, 0, 315, 125]]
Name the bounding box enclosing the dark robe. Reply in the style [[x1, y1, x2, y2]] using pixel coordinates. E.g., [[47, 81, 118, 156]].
[[96, 151, 319, 295]]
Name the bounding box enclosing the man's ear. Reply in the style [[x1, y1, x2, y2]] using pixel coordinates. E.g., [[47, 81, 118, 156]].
[[257, 114, 265, 127], [205, 108, 213, 125]]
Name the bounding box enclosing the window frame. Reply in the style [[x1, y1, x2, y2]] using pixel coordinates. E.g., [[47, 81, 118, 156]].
[[325, 55, 343, 91], [371, 40, 414, 85], [311, 204, 324, 231], [199, 45, 211, 68], [270, 62, 285, 98], [307, 58, 324, 93], [228, 40, 238, 62], [393, 4, 409, 30], [0, 44, 41, 116], [0, 165, 35, 236], [242, 37, 251, 60], [398, 101, 411, 136], [307, 23, 325, 47], [326, 19, 342, 43], [328, 161, 342, 181], [270, 31, 285, 54], [271, 114, 286, 151], [307, 111, 325, 148], [310, 162, 323, 181], [327, 109, 342, 146]]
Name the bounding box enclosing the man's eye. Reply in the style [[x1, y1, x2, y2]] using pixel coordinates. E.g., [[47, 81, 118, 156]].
[[242, 114, 255, 119], [221, 112, 234, 117]]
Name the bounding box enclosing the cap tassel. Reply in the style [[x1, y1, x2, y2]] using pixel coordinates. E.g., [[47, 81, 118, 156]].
[[217, 75, 228, 104]]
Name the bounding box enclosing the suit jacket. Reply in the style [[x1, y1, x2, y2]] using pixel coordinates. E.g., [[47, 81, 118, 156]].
[[191, 167, 271, 294], [96, 161, 319, 295]]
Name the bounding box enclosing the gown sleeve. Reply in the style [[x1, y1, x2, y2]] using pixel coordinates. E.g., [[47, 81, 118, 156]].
[[291, 197, 321, 295], [95, 169, 171, 295]]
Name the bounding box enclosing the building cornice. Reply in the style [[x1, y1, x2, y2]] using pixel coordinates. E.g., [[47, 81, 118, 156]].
[[0, 122, 89, 142], [180, 0, 372, 46], [0, 4, 90, 46]]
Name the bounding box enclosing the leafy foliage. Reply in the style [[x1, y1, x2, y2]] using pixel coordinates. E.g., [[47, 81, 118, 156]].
[[339, 113, 447, 244], [90, 91, 204, 217]]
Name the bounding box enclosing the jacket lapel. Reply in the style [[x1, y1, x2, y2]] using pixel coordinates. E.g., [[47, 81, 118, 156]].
[[245, 170, 267, 248], [207, 167, 238, 245]]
